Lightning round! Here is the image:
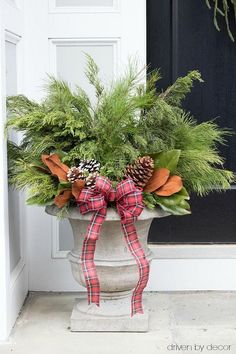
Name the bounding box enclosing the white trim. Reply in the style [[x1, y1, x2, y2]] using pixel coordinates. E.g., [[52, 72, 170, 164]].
[[147, 259, 236, 291], [48, 37, 120, 78], [48, 0, 120, 14], [9, 262, 28, 332], [29, 257, 236, 292], [5, 30, 21, 44], [5, 31, 27, 278], [1, 22, 27, 340], [10, 191, 27, 288], [0, 20, 10, 342], [10, 258, 25, 289], [51, 243, 236, 261], [150, 244, 236, 259]]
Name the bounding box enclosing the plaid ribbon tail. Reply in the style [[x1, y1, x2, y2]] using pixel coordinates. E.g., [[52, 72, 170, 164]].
[[81, 207, 107, 307], [79, 177, 149, 315], [121, 222, 150, 317]]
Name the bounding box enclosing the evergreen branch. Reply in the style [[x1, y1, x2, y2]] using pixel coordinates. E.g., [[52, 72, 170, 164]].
[[85, 53, 104, 98], [159, 71, 203, 106], [5, 55, 234, 206], [7, 95, 40, 116]]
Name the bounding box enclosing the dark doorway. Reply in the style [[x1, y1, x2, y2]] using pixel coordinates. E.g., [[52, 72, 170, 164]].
[[147, 0, 236, 243]]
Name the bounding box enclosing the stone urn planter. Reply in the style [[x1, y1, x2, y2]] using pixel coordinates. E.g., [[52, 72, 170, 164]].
[[46, 205, 169, 332]]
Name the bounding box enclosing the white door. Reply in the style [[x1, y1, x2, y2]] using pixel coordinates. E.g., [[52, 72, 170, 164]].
[[0, 0, 28, 340], [22, 0, 147, 291], [23, 0, 236, 294]]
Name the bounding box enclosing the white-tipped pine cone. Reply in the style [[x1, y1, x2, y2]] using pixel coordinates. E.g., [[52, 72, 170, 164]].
[[67, 167, 81, 183], [78, 159, 100, 173], [67, 159, 100, 189]]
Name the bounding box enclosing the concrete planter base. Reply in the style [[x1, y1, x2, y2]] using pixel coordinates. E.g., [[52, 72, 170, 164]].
[[71, 295, 149, 332], [46, 205, 169, 332]]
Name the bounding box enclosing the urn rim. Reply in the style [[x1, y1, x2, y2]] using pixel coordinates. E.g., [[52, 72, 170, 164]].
[[45, 205, 170, 220]]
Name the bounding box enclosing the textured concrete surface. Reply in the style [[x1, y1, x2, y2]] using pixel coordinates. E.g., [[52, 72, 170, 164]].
[[1, 291, 236, 354], [70, 297, 149, 332]]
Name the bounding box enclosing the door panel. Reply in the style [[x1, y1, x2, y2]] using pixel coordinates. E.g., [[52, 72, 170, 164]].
[[147, 0, 236, 244], [51, 39, 116, 98], [24, 0, 146, 290]]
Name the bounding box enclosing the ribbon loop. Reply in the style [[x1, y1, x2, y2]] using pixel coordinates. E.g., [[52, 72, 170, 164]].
[[76, 176, 150, 316]]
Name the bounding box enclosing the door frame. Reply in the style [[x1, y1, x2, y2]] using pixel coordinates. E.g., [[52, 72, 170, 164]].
[[0, 0, 28, 341]]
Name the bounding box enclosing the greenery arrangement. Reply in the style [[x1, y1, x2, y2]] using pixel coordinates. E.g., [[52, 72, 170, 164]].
[[6, 56, 235, 216], [206, 0, 236, 41]]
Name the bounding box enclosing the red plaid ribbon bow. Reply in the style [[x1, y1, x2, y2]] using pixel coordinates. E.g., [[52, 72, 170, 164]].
[[77, 176, 150, 316]]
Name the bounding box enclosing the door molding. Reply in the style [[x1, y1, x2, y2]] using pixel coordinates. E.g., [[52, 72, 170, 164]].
[[51, 242, 236, 260], [151, 244, 236, 259], [48, 37, 120, 78], [48, 0, 120, 14]]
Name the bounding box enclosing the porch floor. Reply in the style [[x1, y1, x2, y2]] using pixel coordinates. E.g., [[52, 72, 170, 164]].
[[1, 291, 236, 354]]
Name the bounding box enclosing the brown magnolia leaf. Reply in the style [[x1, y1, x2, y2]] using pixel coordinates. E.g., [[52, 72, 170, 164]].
[[41, 154, 69, 181], [156, 175, 183, 197], [72, 179, 85, 200], [54, 189, 72, 209], [144, 168, 170, 193]]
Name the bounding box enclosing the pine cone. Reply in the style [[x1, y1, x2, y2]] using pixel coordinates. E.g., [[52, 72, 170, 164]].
[[78, 159, 100, 173], [78, 159, 100, 189], [67, 167, 82, 183], [124, 156, 154, 188], [67, 159, 100, 189], [85, 171, 99, 189]]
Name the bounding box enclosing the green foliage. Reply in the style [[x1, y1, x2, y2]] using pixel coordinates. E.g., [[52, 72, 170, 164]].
[[206, 0, 236, 41], [159, 71, 203, 107], [6, 55, 235, 215], [139, 77, 235, 196], [8, 143, 58, 205], [154, 187, 191, 216], [143, 188, 191, 216], [85, 53, 104, 97], [151, 150, 181, 172]]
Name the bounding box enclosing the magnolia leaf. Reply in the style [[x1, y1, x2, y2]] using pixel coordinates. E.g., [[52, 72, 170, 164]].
[[144, 168, 170, 193], [41, 153, 69, 182], [154, 193, 191, 216], [178, 199, 191, 210], [177, 186, 190, 199], [157, 201, 191, 216], [71, 180, 85, 200], [151, 150, 181, 173], [155, 175, 183, 196], [157, 186, 189, 203], [54, 189, 72, 208]]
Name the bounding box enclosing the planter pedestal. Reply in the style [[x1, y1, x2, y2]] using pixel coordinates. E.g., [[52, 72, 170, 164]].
[[46, 205, 169, 332], [70, 292, 149, 332]]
